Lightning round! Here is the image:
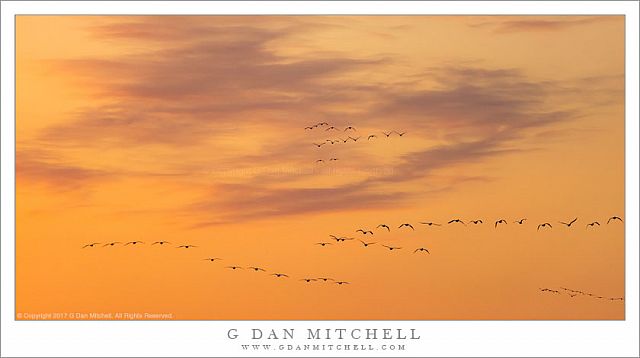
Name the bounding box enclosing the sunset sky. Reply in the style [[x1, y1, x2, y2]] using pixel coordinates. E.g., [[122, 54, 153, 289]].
[[16, 16, 625, 320]]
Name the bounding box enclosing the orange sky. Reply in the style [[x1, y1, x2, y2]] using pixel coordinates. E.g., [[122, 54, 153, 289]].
[[16, 16, 625, 320]]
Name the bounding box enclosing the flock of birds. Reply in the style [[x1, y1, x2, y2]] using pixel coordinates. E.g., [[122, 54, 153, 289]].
[[314, 216, 625, 253], [81, 215, 623, 291], [81, 240, 352, 285], [306, 121, 407, 162], [540, 287, 624, 301], [78, 120, 624, 301]]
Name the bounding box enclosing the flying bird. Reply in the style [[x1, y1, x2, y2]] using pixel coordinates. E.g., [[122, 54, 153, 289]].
[[359, 240, 376, 247], [335, 281, 350, 285], [607, 216, 623, 224], [348, 136, 361, 142], [300, 278, 317, 282], [540, 288, 560, 294], [392, 131, 406, 136], [377, 224, 391, 231], [420, 222, 442, 226], [316, 159, 325, 163], [559, 218, 578, 227], [177, 245, 197, 249], [330, 236, 353, 242], [586, 221, 600, 228], [514, 218, 526, 224], [82, 243, 101, 248], [124, 241, 144, 246], [102, 242, 121, 247], [495, 219, 507, 228], [356, 229, 373, 235], [344, 126, 356, 131], [382, 245, 401, 251], [317, 277, 334, 282], [414, 247, 430, 254], [537, 223, 552, 231], [316, 242, 332, 247], [313, 142, 326, 147], [398, 223, 415, 230], [271, 273, 289, 278], [226, 266, 243, 270], [248, 266, 266, 272], [469, 220, 483, 225], [203, 258, 222, 262], [151, 241, 171, 245], [448, 219, 466, 226], [318, 122, 329, 126], [325, 126, 338, 131], [382, 131, 392, 137], [367, 134, 377, 140], [304, 126, 313, 130], [329, 158, 338, 161]]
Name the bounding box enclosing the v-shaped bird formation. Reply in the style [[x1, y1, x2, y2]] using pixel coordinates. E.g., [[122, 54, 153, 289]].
[[81, 124, 623, 293]]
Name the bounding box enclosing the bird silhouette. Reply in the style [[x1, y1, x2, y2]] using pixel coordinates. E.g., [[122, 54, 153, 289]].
[[316, 242, 332, 247], [316, 159, 325, 163], [420, 222, 442, 226], [177, 245, 197, 249], [537, 223, 552, 231], [318, 122, 329, 126], [607, 216, 623, 224], [469, 220, 483, 225], [329, 158, 338, 161], [102, 242, 121, 247], [271, 273, 289, 278], [367, 135, 377, 140], [335, 281, 350, 285], [226, 266, 242, 270], [304, 126, 313, 130], [414, 247, 430, 254], [356, 229, 374, 235], [152, 241, 171, 245], [392, 131, 406, 136], [313, 142, 326, 147], [494, 219, 507, 228], [325, 126, 338, 131], [540, 288, 560, 294], [204, 258, 222, 262], [377, 224, 391, 231], [359, 240, 376, 247], [82, 243, 101, 248], [514, 218, 527, 224], [559, 218, 578, 227], [330, 236, 353, 242], [317, 277, 334, 282], [348, 136, 361, 142], [124, 241, 144, 246], [398, 223, 415, 230], [300, 278, 317, 282], [382, 245, 401, 251], [448, 219, 466, 226], [586, 221, 600, 228], [344, 126, 356, 131], [382, 131, 392, 137], [248, 266, 266, 272]]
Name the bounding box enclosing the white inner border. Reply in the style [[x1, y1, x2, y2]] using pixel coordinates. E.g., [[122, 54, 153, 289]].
[[1, 1, 638, 357]]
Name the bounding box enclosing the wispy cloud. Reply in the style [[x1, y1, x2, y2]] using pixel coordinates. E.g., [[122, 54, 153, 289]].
[[470, 16, 620, 33], [23, 17, 614, 223]]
